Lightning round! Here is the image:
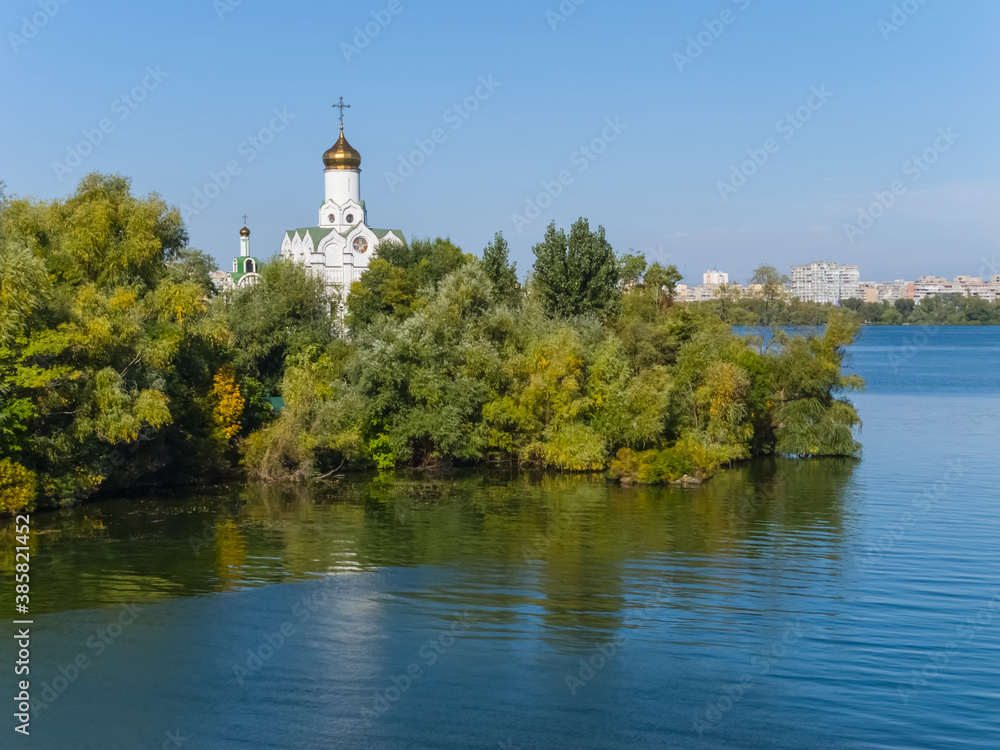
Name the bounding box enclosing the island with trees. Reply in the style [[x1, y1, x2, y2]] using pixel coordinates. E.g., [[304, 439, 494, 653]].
[[0, 175, 864, 514]]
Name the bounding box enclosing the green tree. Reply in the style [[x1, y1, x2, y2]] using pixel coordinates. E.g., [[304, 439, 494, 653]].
[[531, 219, 621, 319], [894, 298, 915, 319], [346, 237, 470, 330], [770, 309, 864, 457], [750, 264, 790, 332], [643, 263, 684, 310], [481, 231, 521, 305], [618, 252, 648, 288], [0, 173, 225, 507], [221, 257, 337, 394]]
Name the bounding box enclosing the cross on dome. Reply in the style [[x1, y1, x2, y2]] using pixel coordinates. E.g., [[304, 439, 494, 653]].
[[333, 96, 351, 129]]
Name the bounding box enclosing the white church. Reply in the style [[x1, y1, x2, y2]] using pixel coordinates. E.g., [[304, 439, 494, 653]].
[[223, 99, 404, 294]]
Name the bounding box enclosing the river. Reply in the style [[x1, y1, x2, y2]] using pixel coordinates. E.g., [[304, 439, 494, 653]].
[[3, 326, 999, 749]]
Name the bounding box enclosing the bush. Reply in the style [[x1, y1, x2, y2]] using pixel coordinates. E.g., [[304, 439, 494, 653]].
[[0, 459, 36, 515]]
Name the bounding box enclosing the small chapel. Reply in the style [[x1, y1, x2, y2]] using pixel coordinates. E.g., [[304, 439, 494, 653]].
[[223, 98, 404, 295]]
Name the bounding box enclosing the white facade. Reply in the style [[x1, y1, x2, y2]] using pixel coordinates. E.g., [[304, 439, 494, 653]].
[[790, 261, 861, 304], [703, 269, 729, 286], [914, 275, 1000, 303]]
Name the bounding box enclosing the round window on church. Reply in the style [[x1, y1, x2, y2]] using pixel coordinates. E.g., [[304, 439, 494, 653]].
[[328, 214, 336, 224], [353, 237, 369, 254], [345, 213, 355, 224]]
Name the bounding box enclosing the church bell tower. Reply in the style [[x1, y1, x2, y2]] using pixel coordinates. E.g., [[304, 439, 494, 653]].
[[319, 97, 365, 230]]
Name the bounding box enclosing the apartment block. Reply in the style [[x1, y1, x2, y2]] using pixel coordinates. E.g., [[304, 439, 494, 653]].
[[790, 261, 861, 304]]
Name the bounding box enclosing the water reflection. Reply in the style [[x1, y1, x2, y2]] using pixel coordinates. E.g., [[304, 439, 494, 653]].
[[12, 458, 858, 634]]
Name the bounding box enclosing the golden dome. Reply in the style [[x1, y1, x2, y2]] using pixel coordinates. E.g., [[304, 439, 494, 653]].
[[323, 126, 362, 170], [240, 225, 251, 238]]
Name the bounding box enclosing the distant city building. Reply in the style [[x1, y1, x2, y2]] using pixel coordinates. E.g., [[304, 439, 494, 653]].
[[877, 280, 912, 304], [210, 270, 229, 291], [857, 279, 912, 304], [859, 282, 879, 304], [790, 261, 860, 304], [703, 269, 729, 286], [675, 269, 734, 302], [914, 275, 1000, 303]]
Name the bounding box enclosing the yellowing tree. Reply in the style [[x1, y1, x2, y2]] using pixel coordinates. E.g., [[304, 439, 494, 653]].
[[0, 459, 35, 514], [212, 367, 244, 440]]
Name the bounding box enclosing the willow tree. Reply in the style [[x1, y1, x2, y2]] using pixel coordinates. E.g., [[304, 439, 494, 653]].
[[0, 173, 227, 508]]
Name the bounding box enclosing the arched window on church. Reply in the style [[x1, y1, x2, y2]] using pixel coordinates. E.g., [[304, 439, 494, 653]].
[[232, 259, 237, 272], [245, 258, 256, 274]]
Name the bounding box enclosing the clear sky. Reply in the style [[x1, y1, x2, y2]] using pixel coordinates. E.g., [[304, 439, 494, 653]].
[[2, 0, 998, 284]]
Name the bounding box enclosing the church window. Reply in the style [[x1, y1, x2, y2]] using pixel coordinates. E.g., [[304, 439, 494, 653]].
[[245, 258, 256, 273], [232, 259, 237, 272], [328, 213, 336, 223], [346, 213, 354, 224]]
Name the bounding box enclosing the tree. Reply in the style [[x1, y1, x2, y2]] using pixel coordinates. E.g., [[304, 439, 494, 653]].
[[481, 231, 520, 305], [221, 257, 338, 394], [531, 219, 621, 319], [894, 298, 915, 320], [770, 309, 864, 457], [750, 264, 790, 334], [346, 237, 470, 330], [859, 302, 884, 324], [713, 282, 744, 323], [618, 251, 648, 288], [644, 262, 684, 309], [881, 306, 903, 325], [0, 173, 224, 507]]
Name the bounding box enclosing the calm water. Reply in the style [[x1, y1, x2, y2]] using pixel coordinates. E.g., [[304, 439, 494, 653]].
[[3, 327, 999, 749]]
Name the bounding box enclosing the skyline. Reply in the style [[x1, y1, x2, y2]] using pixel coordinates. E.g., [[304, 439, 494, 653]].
[[3, 0, 999, 284]]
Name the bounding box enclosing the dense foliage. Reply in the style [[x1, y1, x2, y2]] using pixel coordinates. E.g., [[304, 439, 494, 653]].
[[248, 219, 865, 485], [698, 286, 1000, 327], [0, 177, 866, 513], [841, 295, 1000, 325]]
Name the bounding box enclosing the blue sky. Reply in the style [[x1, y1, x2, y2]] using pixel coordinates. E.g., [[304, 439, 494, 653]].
[[2, 0, 998, 284]]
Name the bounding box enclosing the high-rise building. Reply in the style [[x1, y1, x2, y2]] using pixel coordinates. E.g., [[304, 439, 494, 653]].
[[790, 261, 860, 304], [703, 269, 729, 286]]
